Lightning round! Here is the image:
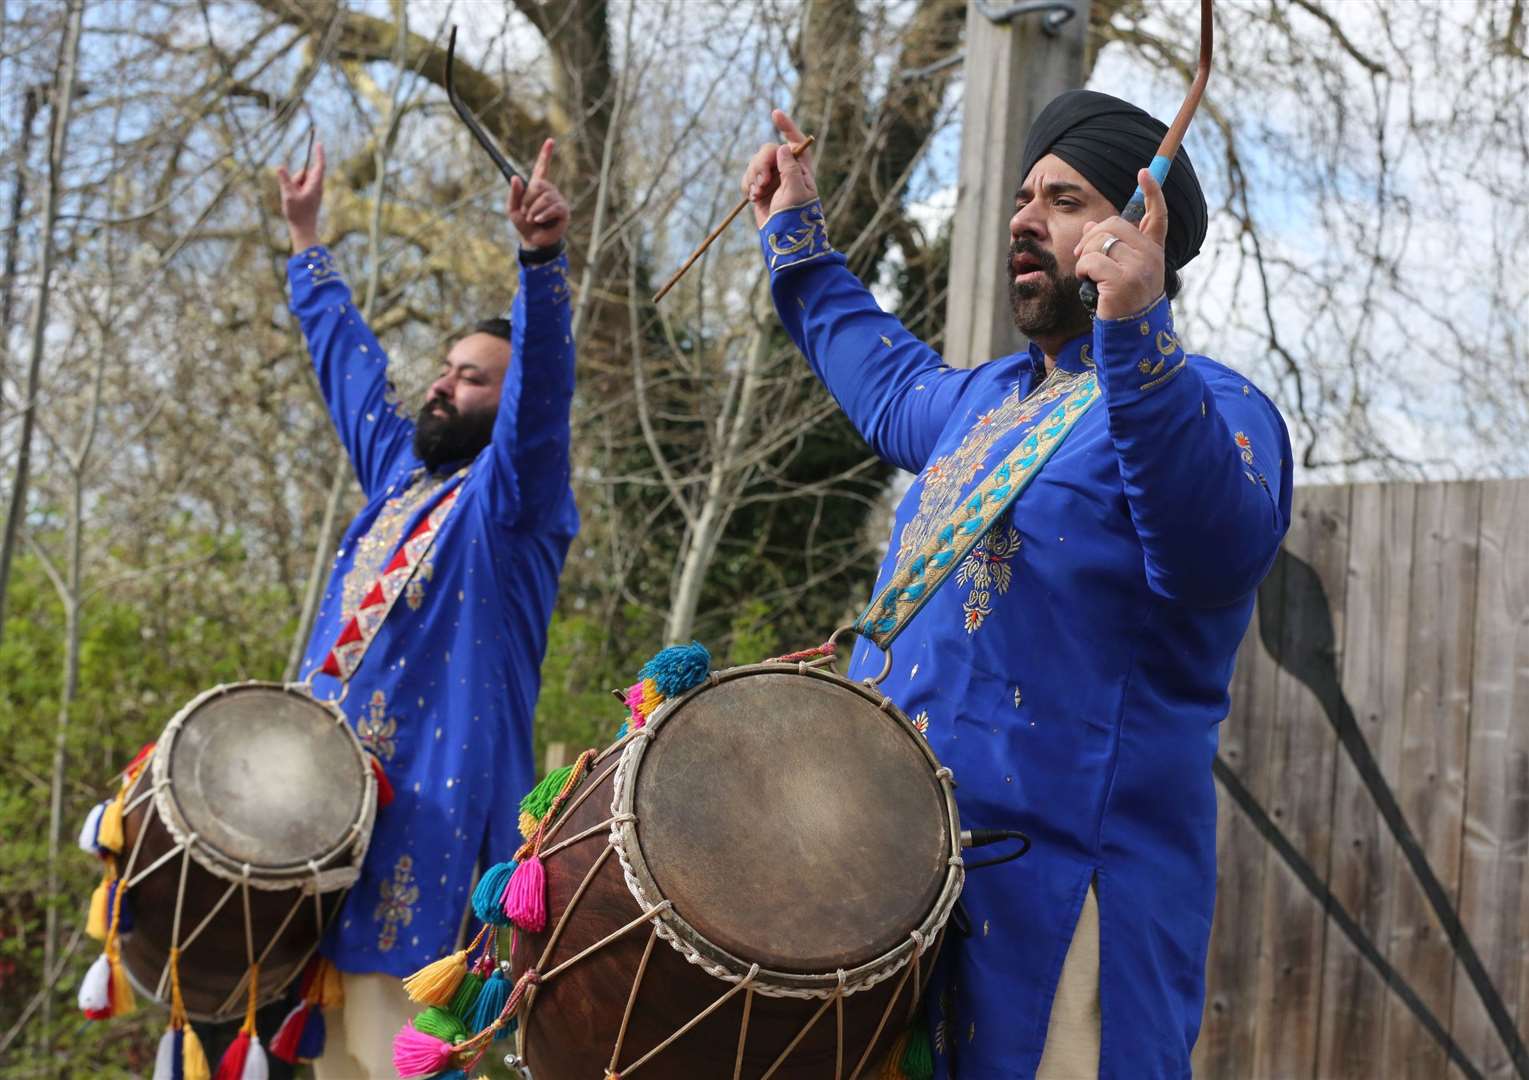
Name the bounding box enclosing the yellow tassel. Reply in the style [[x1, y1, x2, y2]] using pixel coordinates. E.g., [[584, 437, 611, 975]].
[[97, 795, 125, 854], [312, 956, 344, 1008], [518, 809, 541, 841], [402, 948, 469, 1006], [637, 678, 663, 719], [107, 952, 137, 1016], [181, 1024, 211, 1080], [86, 875, 111, 941]]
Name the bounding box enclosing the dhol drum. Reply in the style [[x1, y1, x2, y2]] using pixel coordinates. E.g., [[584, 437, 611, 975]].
[[114, 681, 377, 1020], [507, 655, 964, 1079]]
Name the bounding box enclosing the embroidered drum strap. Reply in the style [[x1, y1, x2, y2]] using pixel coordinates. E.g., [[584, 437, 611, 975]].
[[319, 474, 465, 683], [855, 373, 1101, 648]]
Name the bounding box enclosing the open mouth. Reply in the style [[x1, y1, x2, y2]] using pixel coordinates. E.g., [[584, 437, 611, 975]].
[[1010, 251, 1049, 286]]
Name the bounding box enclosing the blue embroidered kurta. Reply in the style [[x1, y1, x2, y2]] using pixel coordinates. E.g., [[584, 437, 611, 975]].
[[759, 202, 1292, 1078], [286, 245, 578, 975]]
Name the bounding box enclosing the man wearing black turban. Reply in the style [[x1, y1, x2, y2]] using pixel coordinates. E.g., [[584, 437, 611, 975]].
[[745, 96, 1291, 1078]]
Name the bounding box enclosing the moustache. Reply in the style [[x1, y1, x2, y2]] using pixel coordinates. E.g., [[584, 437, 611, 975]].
[[1008, 239, 1058, 279], [423, 396, 459, 420]]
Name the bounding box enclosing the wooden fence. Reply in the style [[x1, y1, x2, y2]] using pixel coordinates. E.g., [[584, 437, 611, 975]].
[[1193, 479, 1529, 1079]]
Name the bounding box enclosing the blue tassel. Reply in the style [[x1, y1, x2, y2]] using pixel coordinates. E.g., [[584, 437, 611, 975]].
[[638, 641, 711, 697], [106, 879, 134, 934], [172, 1028, 185, 1080], [467, 970, 512, 1038], [471, 862, 516, 926], [296, 1007, 326, 1060]]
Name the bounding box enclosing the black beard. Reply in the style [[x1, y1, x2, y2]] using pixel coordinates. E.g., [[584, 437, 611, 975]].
[[1007, 240, 1093, 341], [412, 398, 496, 471]]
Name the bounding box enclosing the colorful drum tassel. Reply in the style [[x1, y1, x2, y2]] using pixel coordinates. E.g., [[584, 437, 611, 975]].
[[212, 1031, 269, 1080], [470, 861, 516, 926], [614, 641, 712, 736], [77, 953, 112, 1019], [215, 963, 269, 1080], [518, 765, 574, 832], [154, 948, 211, 1080], [402, 926, 489, 1007], [369, 754, 395, 808], [391, 1020, 458, 1079], [271, 956, 342, 1064], [639, 640, 711, 696], [502, 856, 546, 932], [153, 1027, 213, 1080], [95, 792, 126, 854], [466, 969, 514, 1040], [900, 1021, 934, 1079], [77, 800, 108, 856], [446, 970, 484, 1021]]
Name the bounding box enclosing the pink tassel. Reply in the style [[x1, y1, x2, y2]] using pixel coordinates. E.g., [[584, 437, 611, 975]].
[[503, 856, 546, 932], [392, 1022, 455, 1078], [623, 682, 645, 728]]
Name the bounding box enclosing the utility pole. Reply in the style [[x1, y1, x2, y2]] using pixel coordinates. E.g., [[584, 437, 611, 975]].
[[946, 0, 1091, 368]]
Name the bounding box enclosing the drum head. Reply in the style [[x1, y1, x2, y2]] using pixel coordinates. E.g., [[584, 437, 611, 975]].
[[632, 669, 950, 973], [164, 684, 366, 872]]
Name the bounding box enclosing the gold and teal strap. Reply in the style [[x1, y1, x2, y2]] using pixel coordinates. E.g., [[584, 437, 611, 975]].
[[854, 374, 1102, 648]]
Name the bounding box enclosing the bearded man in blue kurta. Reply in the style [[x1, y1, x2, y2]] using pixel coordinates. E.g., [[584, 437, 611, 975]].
[[743, 93, 1292, 1078], [263, 137, 578, 1076]]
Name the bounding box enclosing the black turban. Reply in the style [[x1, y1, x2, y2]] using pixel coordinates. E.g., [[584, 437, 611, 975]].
[[1020, 89, 1208, 273]]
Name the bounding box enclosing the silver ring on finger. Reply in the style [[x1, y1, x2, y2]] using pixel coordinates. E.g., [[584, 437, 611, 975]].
[[1100, 234, 1121, 257]]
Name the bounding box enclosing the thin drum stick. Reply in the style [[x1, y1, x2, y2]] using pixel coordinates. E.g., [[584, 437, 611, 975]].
[[301, 128, 315, 177], [652, 135, 814, 304]]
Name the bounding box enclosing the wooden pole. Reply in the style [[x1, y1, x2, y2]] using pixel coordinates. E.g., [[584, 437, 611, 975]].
[[944, 1, 1091, 369]]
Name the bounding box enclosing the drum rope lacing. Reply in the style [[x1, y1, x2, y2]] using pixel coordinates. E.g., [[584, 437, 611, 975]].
[[112, 755, 345, 1021], [486, 668, 967, 1077]]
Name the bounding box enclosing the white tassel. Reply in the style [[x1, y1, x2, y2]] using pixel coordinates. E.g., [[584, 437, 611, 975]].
[[242, 1037, 270, 1080], [152, 1029, 176, 1080], [77, 801, 106, 855], [77, 953, 110, 1013]]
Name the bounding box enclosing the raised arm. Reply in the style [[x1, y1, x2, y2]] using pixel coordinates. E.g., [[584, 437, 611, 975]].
[[480, 139, 576, 530], [743, 109, 974, 473], [278, 142, 414, 497], [1076, 167, 1292, 605]]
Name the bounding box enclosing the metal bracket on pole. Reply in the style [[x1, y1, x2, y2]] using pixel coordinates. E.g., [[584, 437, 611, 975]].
[[972, 0, 1077, 34], [904, 0, 1077, 79]]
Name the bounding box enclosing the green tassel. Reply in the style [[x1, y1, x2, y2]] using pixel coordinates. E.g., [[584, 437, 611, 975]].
[[519, 765, 573, 822], [901, 1022, 933, 1079], [412, 1005, 468, 1045], [447, 971, 484, 1021]]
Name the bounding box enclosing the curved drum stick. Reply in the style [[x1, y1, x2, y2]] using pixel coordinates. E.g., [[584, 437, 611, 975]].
[[653, 135, 815, 304], [1079, 0, 1213, 314]]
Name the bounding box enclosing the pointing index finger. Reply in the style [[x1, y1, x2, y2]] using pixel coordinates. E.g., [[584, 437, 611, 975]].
[[531, 138, 554, 183], [772, 109, 808, 150]]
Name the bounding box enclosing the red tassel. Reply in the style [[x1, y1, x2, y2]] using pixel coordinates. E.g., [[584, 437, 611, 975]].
[[371, 756, 394, 808], [269, 1003, 309, 1064], [121, 742, 156, 778], [213, 1030, 250, 1080]]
